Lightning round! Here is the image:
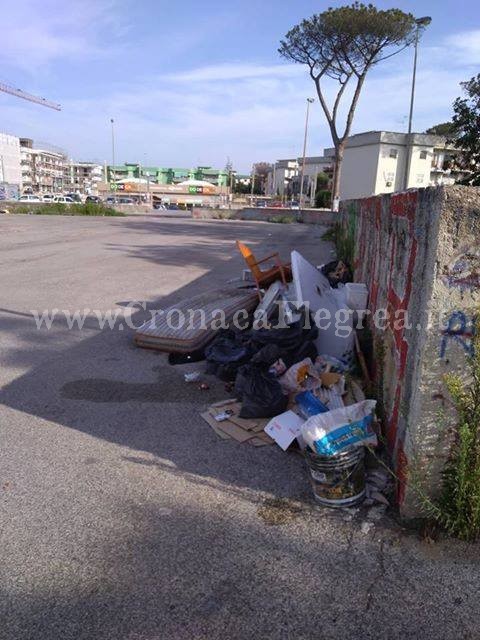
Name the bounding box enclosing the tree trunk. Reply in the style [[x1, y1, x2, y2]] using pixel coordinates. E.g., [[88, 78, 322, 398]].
[[331, 144, 344, 211]]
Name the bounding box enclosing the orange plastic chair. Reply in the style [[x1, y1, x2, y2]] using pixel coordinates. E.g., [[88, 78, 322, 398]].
[[236, 241, 292, 296]]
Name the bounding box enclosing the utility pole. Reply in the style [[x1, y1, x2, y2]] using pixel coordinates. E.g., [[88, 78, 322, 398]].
[[299, 98, 314, 208], [404, 17, 431, 190]]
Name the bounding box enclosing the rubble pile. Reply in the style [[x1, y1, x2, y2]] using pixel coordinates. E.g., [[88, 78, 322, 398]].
[[138, 243, 391, 510]]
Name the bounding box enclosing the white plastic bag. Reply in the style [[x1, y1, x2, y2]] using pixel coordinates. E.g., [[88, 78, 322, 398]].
[[301, 400, 377, 456]]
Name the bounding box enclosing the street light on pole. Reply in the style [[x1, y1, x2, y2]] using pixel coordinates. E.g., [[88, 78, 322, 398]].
[[404, 16, 431, 190], [299, 98, 315, 208], [110, 118, 115, 188]]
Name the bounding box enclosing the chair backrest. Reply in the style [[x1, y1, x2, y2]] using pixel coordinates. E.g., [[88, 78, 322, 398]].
[[236, 241, 261, 279]]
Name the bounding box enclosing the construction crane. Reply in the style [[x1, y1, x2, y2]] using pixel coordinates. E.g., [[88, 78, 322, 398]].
[[0, 81, 61, 111]]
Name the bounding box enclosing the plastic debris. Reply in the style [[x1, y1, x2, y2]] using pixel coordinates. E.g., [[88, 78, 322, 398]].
[[184, 371, 201, 383], [295, 390, 329, 419], [301, 400, 377, 456]]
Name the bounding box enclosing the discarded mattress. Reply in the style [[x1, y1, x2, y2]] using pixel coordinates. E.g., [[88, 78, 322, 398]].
[[134, 288, 258, 353], [291, 250, 354, 364]]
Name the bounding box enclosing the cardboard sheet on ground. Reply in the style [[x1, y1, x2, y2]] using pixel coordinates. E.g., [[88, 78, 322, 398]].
[[291, 250, 354, 363], [264, 410, 305, 451], [201, 401, 273, 445]]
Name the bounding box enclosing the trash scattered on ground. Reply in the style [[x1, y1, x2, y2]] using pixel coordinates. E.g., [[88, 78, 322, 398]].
[[361, 521, 374, 534], [321, 260, 353, 288], [305, 446, 366, 507], [264, 410, 305, 451], [150, 240, 394, 515], [184, 371, 201, 383], [301, 400, 377, 456], [201, 399, 273, 446]]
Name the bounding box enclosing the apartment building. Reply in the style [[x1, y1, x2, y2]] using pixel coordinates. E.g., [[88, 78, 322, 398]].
[[63, 161, 104, 194], [324, 131, 465, 201], [107, 164, 230, 187], [20, 138, 66, 194], [266, 155, 333, 202], [0, 133, 22, 186]]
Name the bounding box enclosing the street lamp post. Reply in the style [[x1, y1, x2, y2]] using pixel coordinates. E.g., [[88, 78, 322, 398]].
[[110, 118, 115, 188], [299, 98, 315, 208], [250, 163, 255, 205], [404, 16, 431, 190]]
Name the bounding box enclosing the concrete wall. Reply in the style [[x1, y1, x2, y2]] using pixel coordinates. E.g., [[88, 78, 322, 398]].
[[339, 186, 480, 517], [192, 207, 335, 225]]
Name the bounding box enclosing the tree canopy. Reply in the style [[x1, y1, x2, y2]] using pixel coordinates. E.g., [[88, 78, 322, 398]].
[[279, 3, 421, 206], [451, 74, 480, 170]]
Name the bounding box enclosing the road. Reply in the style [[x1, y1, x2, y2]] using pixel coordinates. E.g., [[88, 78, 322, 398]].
[[0, 214, 479, 640]]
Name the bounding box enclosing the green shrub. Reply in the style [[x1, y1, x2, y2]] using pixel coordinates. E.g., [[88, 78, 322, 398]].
[[315, 189, 332, 208], [415, 318, 480, 541], [10, 202, 124, 216], [268, 215, 296, 224]]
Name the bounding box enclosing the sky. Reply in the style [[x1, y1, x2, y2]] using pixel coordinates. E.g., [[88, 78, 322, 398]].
[[0, 0, 479, 172]]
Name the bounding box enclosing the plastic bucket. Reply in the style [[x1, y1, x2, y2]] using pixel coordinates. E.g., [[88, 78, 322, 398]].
[[305, 447, 366, 508]]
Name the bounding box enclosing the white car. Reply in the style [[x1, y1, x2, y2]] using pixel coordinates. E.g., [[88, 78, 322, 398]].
[[42, 194, 55, 202], [19, 195, 43, 203], [53, 196, 74, 203]]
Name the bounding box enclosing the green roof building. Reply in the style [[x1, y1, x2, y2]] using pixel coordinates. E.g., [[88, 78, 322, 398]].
[[107, 163, 229, 187]]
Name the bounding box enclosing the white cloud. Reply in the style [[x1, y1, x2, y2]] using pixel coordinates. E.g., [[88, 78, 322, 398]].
[[444, 29, 480, 64], [0, 0, 124, 73]]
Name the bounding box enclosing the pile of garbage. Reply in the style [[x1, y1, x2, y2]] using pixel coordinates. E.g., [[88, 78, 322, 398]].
[[171, 248, 388, 509]]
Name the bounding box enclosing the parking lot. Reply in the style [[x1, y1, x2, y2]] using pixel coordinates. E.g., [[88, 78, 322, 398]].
[[1, 214, 480, 640]]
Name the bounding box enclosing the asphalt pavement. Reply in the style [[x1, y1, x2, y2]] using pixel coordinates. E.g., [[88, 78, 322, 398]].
[[0, 214, 479, 640]]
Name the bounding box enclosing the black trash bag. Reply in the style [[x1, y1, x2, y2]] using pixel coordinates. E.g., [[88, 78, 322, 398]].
[[321, 260, 353, 288], [235, 364, 288, 419], [249, 309, 318, 350], [250, 343, 285, 367], [204, 329, 254, 381]]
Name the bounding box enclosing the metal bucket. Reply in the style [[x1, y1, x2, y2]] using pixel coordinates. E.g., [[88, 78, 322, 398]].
[[305, 447, 366, 508]]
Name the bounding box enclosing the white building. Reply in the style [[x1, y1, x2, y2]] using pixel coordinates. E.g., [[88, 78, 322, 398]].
[[64, 161, 104, 194], [20, 138, 66, 194], [0, 133, 21, 186], [266, 155, 334, 203], [324, 131, 465, 201]]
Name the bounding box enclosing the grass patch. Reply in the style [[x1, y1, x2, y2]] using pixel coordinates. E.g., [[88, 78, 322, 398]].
[[267, 215, 296, 224], [321, 222, 354, 265], [10, 203, 124, 217]]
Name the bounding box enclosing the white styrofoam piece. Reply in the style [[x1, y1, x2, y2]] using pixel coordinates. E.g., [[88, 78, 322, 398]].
[[291, 250, 354, 363]]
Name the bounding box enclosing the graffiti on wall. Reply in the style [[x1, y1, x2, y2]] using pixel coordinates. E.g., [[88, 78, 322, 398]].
[[341, 190, 419, 504], [439, 311, 476, 360], [442, 250, 480, 292]]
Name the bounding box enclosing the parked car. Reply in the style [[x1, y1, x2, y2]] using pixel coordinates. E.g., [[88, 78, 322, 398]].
[[85, 195, 101, 203], [153, 202, 166, 210], [166, 204, 179, 210], [19, 195, 43, 203], [65, 193, 83, 203], [53, 196, 74, 203], [42, 194, 55, 202], [117, 197, 135, 205]]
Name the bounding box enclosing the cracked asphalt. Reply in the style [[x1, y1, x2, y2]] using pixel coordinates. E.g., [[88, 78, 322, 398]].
[[1, 214, 479, 640]]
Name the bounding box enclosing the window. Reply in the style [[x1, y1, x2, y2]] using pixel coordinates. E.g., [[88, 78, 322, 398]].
[[389, 148, 398, 159], [420, 150, 428, 160], [416, 173, 425, 184]]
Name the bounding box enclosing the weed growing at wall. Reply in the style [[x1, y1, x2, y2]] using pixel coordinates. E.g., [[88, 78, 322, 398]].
[[321, 223, 354, 266], [413, 318, 480, 541]]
